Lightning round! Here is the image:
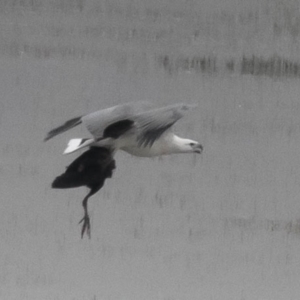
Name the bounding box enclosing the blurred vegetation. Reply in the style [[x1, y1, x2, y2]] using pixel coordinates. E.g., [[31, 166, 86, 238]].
[[240, 55, 300, 77], [0, 0, 300, 78], [157, 54, 300, 78]]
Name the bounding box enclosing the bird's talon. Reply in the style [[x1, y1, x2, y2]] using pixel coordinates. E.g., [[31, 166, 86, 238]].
[[79, 214, 91, 238]]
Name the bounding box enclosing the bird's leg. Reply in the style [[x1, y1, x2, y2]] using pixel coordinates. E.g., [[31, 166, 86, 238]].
[[79, 193, 92, 239], [78, 185, 101, 239]]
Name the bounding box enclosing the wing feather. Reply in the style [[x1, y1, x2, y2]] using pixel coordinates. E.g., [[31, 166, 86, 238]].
[[82, 101, 152, 138], [135, 103, 197, 147]]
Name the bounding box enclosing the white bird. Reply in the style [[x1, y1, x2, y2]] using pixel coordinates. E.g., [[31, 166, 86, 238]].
[[44, 101, 203, 156], [45, 102, 203, 238]]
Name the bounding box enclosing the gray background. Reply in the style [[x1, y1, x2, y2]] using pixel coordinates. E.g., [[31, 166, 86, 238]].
[[1, 0, 300, 299]]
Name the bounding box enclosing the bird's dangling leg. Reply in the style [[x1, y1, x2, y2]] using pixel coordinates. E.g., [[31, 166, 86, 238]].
[[78, 185, 101, 239], [79, 193, 91, 238]]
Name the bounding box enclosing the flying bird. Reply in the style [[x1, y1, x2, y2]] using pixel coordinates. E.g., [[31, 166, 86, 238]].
[[44, 102, 203, 156], [45, 102, 203, 238]]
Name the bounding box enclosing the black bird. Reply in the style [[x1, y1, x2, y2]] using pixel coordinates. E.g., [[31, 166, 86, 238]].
[[52, 147, 115, 238]]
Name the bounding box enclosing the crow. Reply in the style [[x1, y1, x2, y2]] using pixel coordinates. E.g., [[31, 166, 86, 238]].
[[52, 147, 115, 238]]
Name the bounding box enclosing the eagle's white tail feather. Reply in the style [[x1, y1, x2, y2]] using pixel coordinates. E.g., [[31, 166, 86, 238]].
[[63, 137, 115, 154], [63, 138, 95, 154]]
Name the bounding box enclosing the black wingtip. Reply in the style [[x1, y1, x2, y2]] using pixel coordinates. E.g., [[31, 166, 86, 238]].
[[44, 116, 82, 142], [43, 135, 51, 142]]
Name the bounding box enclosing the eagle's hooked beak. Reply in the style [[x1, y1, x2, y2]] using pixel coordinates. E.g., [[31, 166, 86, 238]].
[[194, 143, 203, 154]]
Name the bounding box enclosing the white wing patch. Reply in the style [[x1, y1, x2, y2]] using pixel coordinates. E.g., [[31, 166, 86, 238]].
[[63, 138, 95, 154]]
